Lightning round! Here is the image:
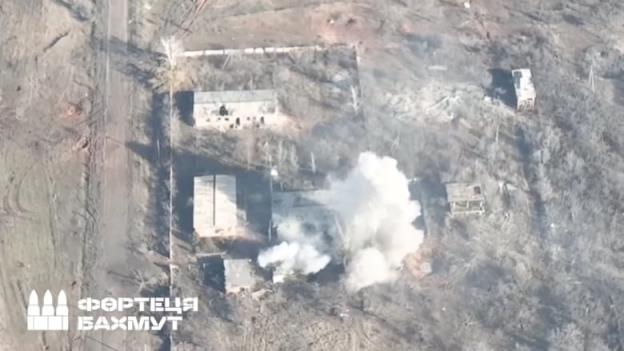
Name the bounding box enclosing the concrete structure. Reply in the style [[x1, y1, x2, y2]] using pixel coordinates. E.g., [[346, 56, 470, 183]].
[[512, 68, 536, 111], [271, 190, 340, 239], [193, 175, 240, 238], [223, 258, 257, 294], [180, 45, 328, 58], [445, 182, 486, 216], [193, 89, 279, 130]]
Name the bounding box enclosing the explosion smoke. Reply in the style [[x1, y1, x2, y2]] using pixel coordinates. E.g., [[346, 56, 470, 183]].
[[258, 152, 424, 291], [257, 218, 331, 276]]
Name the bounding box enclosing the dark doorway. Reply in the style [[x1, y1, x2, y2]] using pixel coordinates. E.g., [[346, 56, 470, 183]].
[[219, 105, 229, 116]]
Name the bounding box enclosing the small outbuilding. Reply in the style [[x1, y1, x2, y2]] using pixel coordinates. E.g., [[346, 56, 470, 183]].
[[511, 68, 536, 111], [445, 182, 486, 216], [223, 258, 257, 294], [193, 89, 279, 130]]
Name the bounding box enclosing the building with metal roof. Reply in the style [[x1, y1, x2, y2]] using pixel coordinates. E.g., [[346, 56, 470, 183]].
[[193, 175, 241, 238]]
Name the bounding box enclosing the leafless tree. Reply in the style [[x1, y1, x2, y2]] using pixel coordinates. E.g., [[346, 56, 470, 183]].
[[161, 36, 184, 68]]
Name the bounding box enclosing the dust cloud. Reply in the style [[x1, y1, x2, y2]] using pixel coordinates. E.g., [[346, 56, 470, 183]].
[[258, 152, 424, 291]]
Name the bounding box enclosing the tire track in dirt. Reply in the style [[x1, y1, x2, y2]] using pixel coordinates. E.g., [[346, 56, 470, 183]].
[[0, 1, 95, 349], [0, 157, 62, 349], [1, 164, 36, 221], [43, 160, 59, 269], [515, 126, 550, 239]]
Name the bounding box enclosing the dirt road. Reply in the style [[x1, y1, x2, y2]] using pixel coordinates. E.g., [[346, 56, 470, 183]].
[[85, 0, 150, 349], [98, 0, 131, 294]]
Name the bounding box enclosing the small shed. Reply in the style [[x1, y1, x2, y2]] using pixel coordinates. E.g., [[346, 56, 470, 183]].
[[511, 69, 536, 111], [445, 182, 486, 216], [193, 89, 279, 130], [223, 259, 257, 294]]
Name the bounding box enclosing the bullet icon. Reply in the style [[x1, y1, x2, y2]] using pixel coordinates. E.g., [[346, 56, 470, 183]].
[[27, 290, 69, 331]]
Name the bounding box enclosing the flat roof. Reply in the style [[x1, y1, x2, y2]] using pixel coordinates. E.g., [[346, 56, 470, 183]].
[[194, 89, 277, 104], [224, 259, 256, 292], [512, 69, 536, 99], [194, 175, 238, 238]]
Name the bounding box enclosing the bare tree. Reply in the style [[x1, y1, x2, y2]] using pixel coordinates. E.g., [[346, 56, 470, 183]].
[[161, 36, 184, 68], [150, 36, 191, 93]]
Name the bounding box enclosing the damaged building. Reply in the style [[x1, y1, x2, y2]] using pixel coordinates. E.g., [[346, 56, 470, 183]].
[[223, 258, 258, 294], [199, 255, 261, 294], [268, 189, 340, 283], [270, 189, 340, 240], [193, 89, 281, 130], [445, 182, 486, 216], [512, 68, 536, 111]]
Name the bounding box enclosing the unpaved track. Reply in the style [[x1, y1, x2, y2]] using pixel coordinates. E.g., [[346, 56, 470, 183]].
[[87, 0, 136, 349], [99, 0, 131, 288]]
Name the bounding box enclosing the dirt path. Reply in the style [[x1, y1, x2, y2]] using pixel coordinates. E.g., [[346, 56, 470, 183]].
[[87, 0, 136, 349], [85, 0, 167, 348], [99, 0, 131, 292]]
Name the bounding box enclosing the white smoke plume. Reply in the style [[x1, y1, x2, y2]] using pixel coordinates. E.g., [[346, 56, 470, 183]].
[[331, 152, 424, 291], [257, 218, 331, 276], [258, 152, 424, 291], [344, 248, 399, 291]]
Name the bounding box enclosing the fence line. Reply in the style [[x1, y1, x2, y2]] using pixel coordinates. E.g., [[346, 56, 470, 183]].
[[178, 43, 354, 57]]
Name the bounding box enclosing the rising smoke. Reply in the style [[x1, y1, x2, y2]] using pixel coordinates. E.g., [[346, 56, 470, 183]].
[[258, 152, 424, 291], [257, 218, 331, 276]]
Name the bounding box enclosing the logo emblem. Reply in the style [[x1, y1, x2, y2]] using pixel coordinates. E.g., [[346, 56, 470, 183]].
[[27, 290, 69, 331]]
